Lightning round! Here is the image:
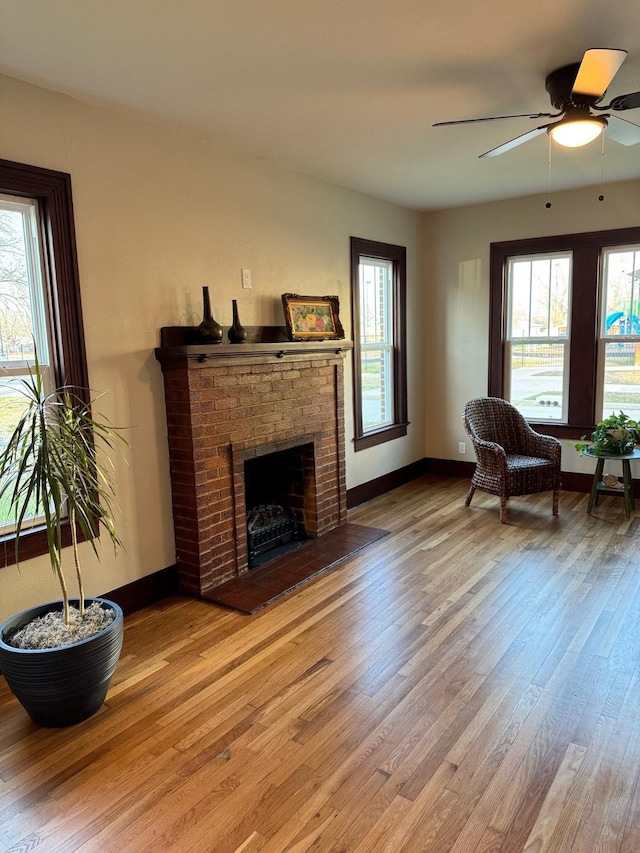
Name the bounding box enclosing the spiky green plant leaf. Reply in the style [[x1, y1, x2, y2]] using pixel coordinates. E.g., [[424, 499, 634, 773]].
[[0, 351, 127, 625]]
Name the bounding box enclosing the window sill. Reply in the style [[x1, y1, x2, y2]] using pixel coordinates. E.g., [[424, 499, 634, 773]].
[[354, 422, 409, 452], [0, 519, 89, 569], [526, 422, 594, 441]]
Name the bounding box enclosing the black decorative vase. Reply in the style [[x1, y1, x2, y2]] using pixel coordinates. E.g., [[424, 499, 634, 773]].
[[228, 299, 247, 344], [0, 598, 124, 727], [198, 286, 223, 343]]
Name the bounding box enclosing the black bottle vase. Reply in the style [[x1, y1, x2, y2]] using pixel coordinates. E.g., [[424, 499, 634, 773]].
[[228, 299, 247, 343], [198, 286, 223, 343]]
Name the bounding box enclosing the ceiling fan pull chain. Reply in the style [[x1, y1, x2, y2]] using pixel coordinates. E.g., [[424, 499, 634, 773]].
[[546, 135, 553, 208], [599, 133, 606, 202]]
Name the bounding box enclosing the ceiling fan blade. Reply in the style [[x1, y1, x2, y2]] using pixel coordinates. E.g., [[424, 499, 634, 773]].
[[572, 48, 627, 99], [605, 115, 640, 146], [479, 125, 550, 158], [608, 91, 640, 112], [433, 112, 554, 127]]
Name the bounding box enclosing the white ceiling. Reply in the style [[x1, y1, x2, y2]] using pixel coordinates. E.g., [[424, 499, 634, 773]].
[[2, 0, 640, 210]]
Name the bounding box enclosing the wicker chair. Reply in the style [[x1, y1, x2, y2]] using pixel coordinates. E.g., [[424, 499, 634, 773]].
[[463, 397, 561, 523]]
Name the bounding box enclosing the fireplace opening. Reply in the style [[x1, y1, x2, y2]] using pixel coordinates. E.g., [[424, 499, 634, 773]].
[[244, 443, 314, 568]]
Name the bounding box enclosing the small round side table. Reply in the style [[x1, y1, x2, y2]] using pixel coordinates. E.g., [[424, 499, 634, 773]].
[[583, 446, 640, 519]]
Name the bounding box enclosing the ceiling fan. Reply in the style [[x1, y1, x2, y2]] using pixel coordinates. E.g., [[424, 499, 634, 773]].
[[434, 48, 640, 157]]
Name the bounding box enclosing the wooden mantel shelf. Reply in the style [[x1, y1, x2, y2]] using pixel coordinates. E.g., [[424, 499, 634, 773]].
[[155, 325, 352, 367]]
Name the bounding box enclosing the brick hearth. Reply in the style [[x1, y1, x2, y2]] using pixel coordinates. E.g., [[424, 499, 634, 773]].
[[155, 338, 351, 596]]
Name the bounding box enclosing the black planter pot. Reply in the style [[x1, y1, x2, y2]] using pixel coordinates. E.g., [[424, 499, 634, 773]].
[[0, 598, 124, 727]]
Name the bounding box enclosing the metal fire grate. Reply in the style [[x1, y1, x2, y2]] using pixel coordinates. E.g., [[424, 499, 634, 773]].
[[247, 504, 298, 564]]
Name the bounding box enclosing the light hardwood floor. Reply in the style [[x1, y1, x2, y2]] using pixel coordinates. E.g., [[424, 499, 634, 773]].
[[2, 475, 640, 852]]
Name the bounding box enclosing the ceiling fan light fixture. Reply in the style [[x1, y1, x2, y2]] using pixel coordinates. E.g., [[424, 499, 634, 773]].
[[548, 115, 608, 148]]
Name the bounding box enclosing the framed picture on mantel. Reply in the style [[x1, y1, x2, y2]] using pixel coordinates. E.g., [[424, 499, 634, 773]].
[[281, 293, 345, 342]]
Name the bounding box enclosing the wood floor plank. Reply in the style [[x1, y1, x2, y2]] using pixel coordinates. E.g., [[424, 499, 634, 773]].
[[520, 741, 588, 852], [3, 477, 640, 851]]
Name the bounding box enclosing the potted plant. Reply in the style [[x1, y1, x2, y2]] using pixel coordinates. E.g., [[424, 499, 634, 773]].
[[575, 411, 639, 455], [0, 353, 127, 726]]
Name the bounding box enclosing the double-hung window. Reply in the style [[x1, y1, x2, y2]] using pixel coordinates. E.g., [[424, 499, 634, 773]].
[[350, 237, 408, 451], [0, 158, 88, 565], [358, 255, 395, 429], [505, 253, 571, 422], [490, 227, 640, 437], [0, 195, 53, 531], [600, 246, 640, 420]]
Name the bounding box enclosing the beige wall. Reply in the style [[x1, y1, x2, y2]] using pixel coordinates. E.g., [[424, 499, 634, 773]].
[[425, 179, 640, 474], [0, 74, 426, 620]]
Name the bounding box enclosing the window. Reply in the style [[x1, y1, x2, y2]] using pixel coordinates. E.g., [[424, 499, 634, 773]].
[[350, 237, 408, 450], [489, 227, 640, 438], [0, 194, 53, 532], [600, 246, 640, 421], [505, 253, 571, 421], [0, 159, 88, 565]]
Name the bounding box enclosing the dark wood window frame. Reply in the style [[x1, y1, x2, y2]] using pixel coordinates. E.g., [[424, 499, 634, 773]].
[[350, 236, 408, 451], [0, 158, 89, 567], [489, 226, 640, 440]]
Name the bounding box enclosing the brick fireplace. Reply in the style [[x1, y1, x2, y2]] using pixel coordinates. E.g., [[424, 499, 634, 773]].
[[155, 333, 351, 597]]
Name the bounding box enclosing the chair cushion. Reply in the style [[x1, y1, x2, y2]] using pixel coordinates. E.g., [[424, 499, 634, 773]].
[[506, 454, 554, 470]]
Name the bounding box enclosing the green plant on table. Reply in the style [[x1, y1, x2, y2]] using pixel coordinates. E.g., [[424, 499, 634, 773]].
[[574, 411, 639, 456]]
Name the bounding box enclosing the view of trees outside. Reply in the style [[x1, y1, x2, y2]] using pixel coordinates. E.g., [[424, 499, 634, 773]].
[[0, 203, 37, 442], [0, 205, 35, 361], [508, 248, 640, 423], [508, 255, 570, 420], [359, 258, 393, 431], [0, 200, 45, 527], [602, 248, 640, 421]]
